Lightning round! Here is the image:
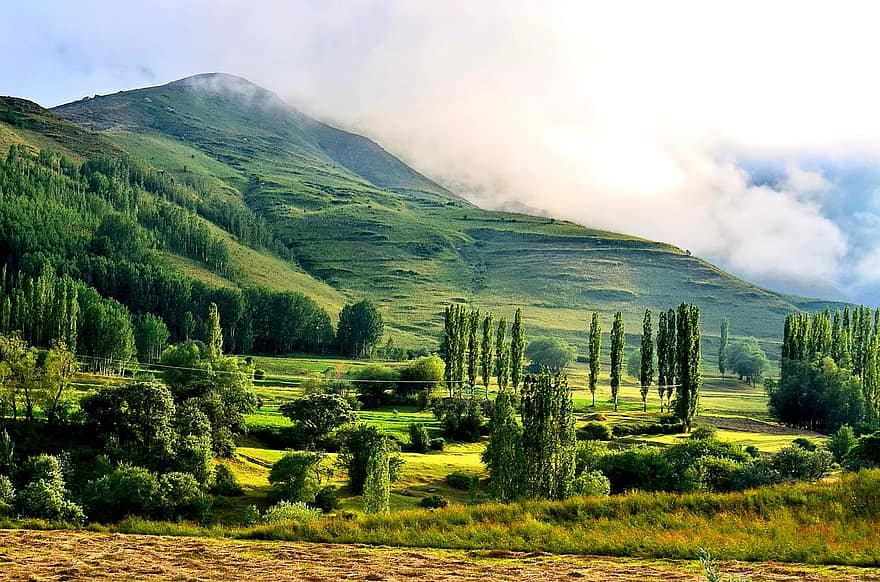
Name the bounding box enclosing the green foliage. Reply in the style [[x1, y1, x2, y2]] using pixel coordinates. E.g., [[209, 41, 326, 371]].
[[0, 474, 14, 515], [262, 500, 323, 524], [419, 495, 448, 509], [211, 464, 244, 497], [205, 302, 224, 362], [337, 299, 384, 359], [279, 393, 356, 445], [640, 309, 655, 412], [444, 471, 474, 491], [267, 451, 326, 504], [525, 337, 576, 373], [433, 397, 485, 442], [494, 317, 509, 393], [158, 471, 206, 521], [674, 303, 702, 432], [337, 424, 402, 494], [771, 445, 833, 482], [480, 314, 494, 391], [577, 422, 612, 441], [510, 308, 525, 392], [16, 477, 84, 524], [86, 464, 160, 522], [408, 423, 430, 454], [609, 312, 625, 411], [719, 318, 730, 377], [826, 425, 857, 464], [846, 431, 880, 469], [362, 436, 391, 514], [588, 312, 601, 407], [311, 485, 340, 512], [354, 364, 399, 408], [571, 470, 611, 496], [726, 337, 768, 385], [397, 355, 444, 395], [482, 391, 523, 502], [521, 371, 577, 500]]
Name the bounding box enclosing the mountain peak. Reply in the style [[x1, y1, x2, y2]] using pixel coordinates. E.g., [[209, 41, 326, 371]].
[[166, 72, 288, 109]]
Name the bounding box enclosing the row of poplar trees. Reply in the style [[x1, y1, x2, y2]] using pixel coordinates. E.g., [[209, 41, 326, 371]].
[[774, 306, 880, 431], [442, 305, 524, 396], [588, 303, 703, 431]]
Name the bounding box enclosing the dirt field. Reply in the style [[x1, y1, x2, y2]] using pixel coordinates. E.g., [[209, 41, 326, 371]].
[[2, 530, 880, 581]]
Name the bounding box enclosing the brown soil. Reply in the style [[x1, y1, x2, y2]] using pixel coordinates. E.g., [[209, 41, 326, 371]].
[[2, 530, 880, 581]]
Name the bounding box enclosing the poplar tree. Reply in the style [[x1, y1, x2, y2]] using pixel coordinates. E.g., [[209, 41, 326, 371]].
[[665, 308, 677, 411], [656, 310, 668, 412], [588, 312, 601, 407], [362, 437, 390, 514], [673, 303, 702, 432], [831, 309, 842, 363], [718, 318, 729, 378], [640, 309, 654, 412], [495, 317, 509, 392], [206, 302, 223, 362], [482, 391, 524, 502], [455, 306, 467, 388], [510, 308, 525, 393], [466, 309, 480, 391], [609, 312, 625, 412], [480, 314, 494, 396]]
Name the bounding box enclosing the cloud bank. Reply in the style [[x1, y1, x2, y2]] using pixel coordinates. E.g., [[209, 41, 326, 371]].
[[3, 0, 880, 301]]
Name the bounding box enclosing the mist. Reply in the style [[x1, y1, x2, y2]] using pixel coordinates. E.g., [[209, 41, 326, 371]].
[[4, 0, 880, 301]]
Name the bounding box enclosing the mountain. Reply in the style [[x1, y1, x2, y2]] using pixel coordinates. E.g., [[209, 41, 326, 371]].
[[3, 72, 823, 354]]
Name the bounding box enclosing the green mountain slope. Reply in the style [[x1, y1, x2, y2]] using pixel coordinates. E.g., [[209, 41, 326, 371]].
[[49, 73, 817, 350]]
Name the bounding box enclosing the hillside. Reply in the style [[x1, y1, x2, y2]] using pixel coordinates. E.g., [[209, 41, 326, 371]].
[[3, 73, 821, 350]]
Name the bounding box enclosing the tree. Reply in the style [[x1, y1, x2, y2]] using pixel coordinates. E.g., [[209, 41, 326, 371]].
[[656, 311, 668, 412], [482, 391, 524, 502], [397, 355, 444, 395], [673, 303, 702, 432], [135, 313, 170, 364], [38, 341, 78, 423], [588, 312, 601, 407], [480, 314, 494, 396], [510, 308, 525, 392], [205, 302, 223, 362], [466, 309, 480, 390], [337, 299, 384, 359], [640, 309, 654, 412], [495, 317, 509, 392], [718, 318, 729, 378], [279, 393, 356, 445], [354, 364, 400, 408], [0, 334, 39, 420], [362, 437, 391, 514], [525, 337, 576, 373], [521, 371, 576, 499], [337, 424, 402, 494], [609, 312, 625, 412], [726, 337, 769, 385], [268, 451, 327, 503]]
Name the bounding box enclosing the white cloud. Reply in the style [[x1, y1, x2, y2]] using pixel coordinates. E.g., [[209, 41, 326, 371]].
[[2, 0, 877, 299]]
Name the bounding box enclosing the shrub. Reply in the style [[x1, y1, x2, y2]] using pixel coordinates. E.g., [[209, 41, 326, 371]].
[[16, 479, 85, 524], [696, 456, 740, 492], [262, 500, 323, 524], [845, 431, 880, 470], [0, 475, 14, 507], [420, 495, 448, 509], [429, 438, 445, 451], [158, 471, 205, 520], [87, 464, 161, 522], [253, 369, 266, 380], [828, 425, 857, 464], [689, 425, 717, 440], [397, 356, 444, 395], [408, 423, 430, 454], [744, 445, 760, 458], [279, 393, 356, 445], [731, 459, 780, 490], [572, 470, 611, 496], [445, 471, 474, 490], [792, 437, 817, 451], [612, 422, 682, 437], [243, 504, 261, 526], [311, 485, 340, 512], [24, 454, 65, 489], [598, 446, 676, 493], [575, 440, 610, 474], [771, 446, 833, 482], [578, 422, 612, 441], [355, 365, 400, 408], [337, 424, 403, 494], [433, 398, 484, 442], [211, 463, 244, 496]]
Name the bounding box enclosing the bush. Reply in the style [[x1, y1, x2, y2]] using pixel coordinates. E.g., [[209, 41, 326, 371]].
[[419, 495, 448, 509], [828, 425, 857, 464], [262, 500, 323, 524], [253, 369, 266, 380], [612, 422, 683, 437], [578, 422, 612, 441], [730, 459, 780, 491], [397, 356, 444, 395], [792, 437, 817, 451], [576, 440, 610, 474], [355, 365, 400, 408], [243, 504, 261, 526], [429, 438, 445, 451], [211, 463, 244, 496], [0, 475, 14, 507], [771, 446, 833, 482], [87, 464, 161, 522], [598, 447, 676, 493], [690, 425, 718, 440], [844, 431, 880, 470], [311, 485, 340, 512], [337, 424, 403, 494], [16, 479, 85, 524], [744, 445, 760, 458], [572, 470, 611, 496], [433, 398, 484, 442], [279, 393, 356, 446], [696, 456, 739, 492], [408, 423, 430, 454], [445, 471, 474, 490], [158, 471, 205, 520]]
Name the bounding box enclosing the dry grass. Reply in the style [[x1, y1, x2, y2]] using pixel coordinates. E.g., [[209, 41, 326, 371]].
[[1, 529, 878, 581]]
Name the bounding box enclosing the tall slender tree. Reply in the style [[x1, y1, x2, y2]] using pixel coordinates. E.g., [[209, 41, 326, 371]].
[[495, 317, 509, 392], [718, 318, 729, 378], [482, 391, 523, 502], [609, 312, 625, 411], [588, 312, 601, 407], [665, 307, 677, 411], [206, 302, 223, 362], [510, 308, 525, 393], [640, 309, 654, 412], [656, 310, 668, 412], [673, 303, 702, 432], [466, 309, 480, 392], [480, 313, 495, 396]]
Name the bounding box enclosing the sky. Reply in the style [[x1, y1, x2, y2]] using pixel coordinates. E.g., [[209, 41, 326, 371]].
[[3, 0, 880, 302]]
